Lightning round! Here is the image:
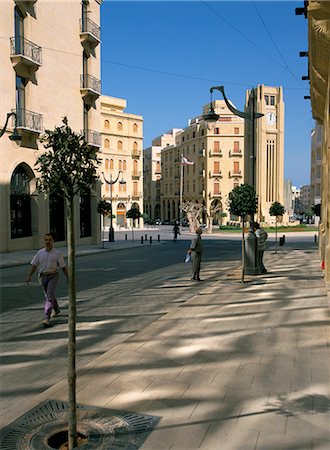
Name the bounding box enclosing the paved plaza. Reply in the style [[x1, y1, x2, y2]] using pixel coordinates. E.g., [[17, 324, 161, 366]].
[[0, 231, 329, 449]]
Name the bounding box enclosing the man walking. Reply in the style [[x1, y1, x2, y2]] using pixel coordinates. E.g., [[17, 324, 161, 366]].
[[26, 233, 68, 327], [188, 227, 203, 281], [254, 222, 268, 274]]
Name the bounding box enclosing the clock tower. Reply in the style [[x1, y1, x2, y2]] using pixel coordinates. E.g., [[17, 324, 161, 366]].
[[244, 85, 285, 224]]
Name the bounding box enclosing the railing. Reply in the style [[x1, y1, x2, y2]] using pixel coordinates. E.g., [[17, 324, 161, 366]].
[[10, 36, 42, 65], [14, 108, 43, 132], [132, 171, 141, 179], [209, 170, 222, 177], [229, 149, 242, 157], [229, 170, 242, 177], [80, 17, 101, 41], [84, 129, 101, 147], [209, 149, 222, 157], [80, 74, 101, 94], [132, 149, 141, 158]]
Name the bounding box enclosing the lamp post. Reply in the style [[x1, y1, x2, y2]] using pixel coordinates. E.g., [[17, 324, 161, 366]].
[[0, 111, 22, 142], [102, 170, 126, 242], [202, 85, 263, 192]]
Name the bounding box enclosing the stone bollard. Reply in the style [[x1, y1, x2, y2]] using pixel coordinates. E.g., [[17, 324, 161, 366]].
[[158, 235, 160, 242], [150, 236, 152, 244], [145, 234, 147, 241], [141, 236, 144, 244], [244, 228, 259, 275], [125, 234, 127, 241], [279, 235, 285, 246]]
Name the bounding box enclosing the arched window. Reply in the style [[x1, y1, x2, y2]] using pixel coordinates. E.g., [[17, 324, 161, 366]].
[[117, 121, 123, 131], [133, 123, 138, 133], [104, 120, 110, 129], [214, 181, 220, 195], [133, 141, 138, 150], [105, 158, 109, 170], [104, 138, 110, 149], [133, 159, 138, 175], [110, 158, 114, 170], [123, 160, 127, 171], [118, 159, 122, 170], [10, 165, 32, 238], [117, 140, 123, 150]]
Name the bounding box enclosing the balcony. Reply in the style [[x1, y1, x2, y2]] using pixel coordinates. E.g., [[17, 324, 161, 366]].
[[199, 148, 205, 156], [132, 171, 141, 180], [210, 191, 222, 198], [209, 170, 222, 178], [229, 149, 243, 157], [131, 192, 142, 200], [132, 149, 141, 158], [229, 170, 243, 178], [14, 108, 43, 136], [209, 149, 222, 157], [80, 74, 101, 106], [10, 37, 42, 78], [79, 17, 101, 55], [83, 129, 101, 148]]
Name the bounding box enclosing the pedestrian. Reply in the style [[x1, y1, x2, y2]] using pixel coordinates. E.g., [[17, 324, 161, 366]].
[[254, 222, 268, 274], [188, 227, 203, 281], [173, 221, 180, 242], [26, 233, 68, 327]]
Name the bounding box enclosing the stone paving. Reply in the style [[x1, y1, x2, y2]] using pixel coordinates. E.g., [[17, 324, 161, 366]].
[[0, 235, 329, 449]]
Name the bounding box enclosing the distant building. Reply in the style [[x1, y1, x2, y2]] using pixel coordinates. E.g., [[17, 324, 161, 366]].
[[284, 180, 294, 218], [100, 95, 143, 229], [310, 122, 322, 206], [143, 130, 181, 221], [300, 185, 311, 210]]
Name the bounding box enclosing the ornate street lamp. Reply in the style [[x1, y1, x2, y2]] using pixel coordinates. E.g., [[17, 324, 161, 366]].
[[102, 170, 126, 242], [0, 111, 22, 142], [203, 85, 263, 189]]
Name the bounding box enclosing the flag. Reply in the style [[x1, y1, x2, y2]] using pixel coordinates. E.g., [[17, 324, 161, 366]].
[[181, 156, 194, 165]]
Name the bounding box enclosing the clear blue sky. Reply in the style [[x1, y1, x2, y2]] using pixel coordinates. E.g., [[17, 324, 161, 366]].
[[100, 1, 313, 187]]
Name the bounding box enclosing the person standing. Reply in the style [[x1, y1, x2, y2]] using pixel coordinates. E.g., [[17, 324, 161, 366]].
[[26, 233, 68, 327], [173, 222, 180, 242], [188, 227, 203, 281], [254, 222, 268, 274]]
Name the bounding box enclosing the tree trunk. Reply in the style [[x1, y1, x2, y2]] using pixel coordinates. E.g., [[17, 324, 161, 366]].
[[241, 217, 245, 283], [275, 217, 278, 254], [66, 197, 77, 450]]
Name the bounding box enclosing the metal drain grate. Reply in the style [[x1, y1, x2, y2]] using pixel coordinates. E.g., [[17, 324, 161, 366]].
[[0, 399, 160, 449]]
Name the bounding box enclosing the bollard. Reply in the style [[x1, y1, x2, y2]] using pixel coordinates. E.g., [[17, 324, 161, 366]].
[[244, 228, 259, 275], [150, 236, 152, 244], [141, 236, 144, 244], [314, 234, 317, 243], [145, 234, 147, 241], [125, 234, 127, 240], [279, 235, 285, 246], [158, 234, 160, 242]]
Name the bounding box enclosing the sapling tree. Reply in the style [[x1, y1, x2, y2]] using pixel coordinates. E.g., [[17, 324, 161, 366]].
[[269, 201, 285, 254], [35, 117, 100, 450], [97, 197, 112, 248]]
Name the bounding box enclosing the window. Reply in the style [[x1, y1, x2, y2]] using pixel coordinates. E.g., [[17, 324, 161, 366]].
[[14, 6, 24, 53], [233, 141, 240, 153], [110, 158, 114, 170], [270, 95, 275, 106], [234, 127, 239, 135], [264, 95, 269, 105], [133, 123, 138, 133], [117, 122, 123, 131], [16, 75, 26, 122], [118, 159, 122, 170], [123, 160, 127, 171], [104, 120, 109, 129], [133, 141, 138, 151], [117, 140, 123, 150], [10, 165, 32, 239], [214, 127, 220, 134], [193, 132, 195, 138], [214, 181, 220, 194], [105, 158, 109, 170], [49, 194, 65, 242], [104, 138, 110, 148], [214, 161, 220, 173], [80, 189, 91, 238], [234, 161, 240, 173], [214, 141, 220, 152], [133, 159, 138, 174], [133, 181, 138, 196]]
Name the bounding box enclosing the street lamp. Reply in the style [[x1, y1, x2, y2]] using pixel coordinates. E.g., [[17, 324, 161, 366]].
[[0, 111, 22, 142], [102, 170, 126, 242], [202, 85, 263, 191]]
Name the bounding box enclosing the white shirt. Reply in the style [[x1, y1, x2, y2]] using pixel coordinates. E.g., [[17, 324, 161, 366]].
[[30, 247, 66, 275]]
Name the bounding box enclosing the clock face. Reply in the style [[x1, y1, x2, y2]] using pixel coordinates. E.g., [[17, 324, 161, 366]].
[[266, 112, 276, 125]]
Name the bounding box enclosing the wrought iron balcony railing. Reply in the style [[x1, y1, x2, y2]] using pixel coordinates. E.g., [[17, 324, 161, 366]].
[[10, 36, 42, 65], [13, 108, 43, 132], [80, 17, 101, 42], [80, 74, 101, 94], [83, 129, 101, 147]]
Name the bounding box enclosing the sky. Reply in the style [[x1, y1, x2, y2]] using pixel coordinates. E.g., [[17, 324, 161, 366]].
[[100, 1, 313, 187]]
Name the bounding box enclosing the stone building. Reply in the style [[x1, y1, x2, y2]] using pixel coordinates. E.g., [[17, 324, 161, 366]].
[[0, 0, 102, 252], [310, 122, 323, 206], [100, 95, 143, 229]]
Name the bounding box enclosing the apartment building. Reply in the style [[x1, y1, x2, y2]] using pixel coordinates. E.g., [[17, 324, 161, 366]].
[[244, 85, 285, 224], [300, 185, 311, 210], [0, 0, 102, 252], [143, 129, 181, 221], [100, 95, 143, 229], [160, 100, 245, 224], [310, 122, 322, 206]]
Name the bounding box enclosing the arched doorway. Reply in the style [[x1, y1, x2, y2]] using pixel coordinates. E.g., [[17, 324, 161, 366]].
[[10, 164, 33, 239], [116, 202, 126, 228], [49, 193, 65, 241]]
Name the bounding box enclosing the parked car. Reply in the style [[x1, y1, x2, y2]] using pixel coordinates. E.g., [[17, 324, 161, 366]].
[[154, 219, 162, 225]]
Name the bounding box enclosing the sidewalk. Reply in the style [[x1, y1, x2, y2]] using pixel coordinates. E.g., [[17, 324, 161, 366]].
[[1, 240, 329, 449]]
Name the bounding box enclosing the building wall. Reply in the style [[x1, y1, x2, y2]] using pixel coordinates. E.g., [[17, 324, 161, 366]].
[[244, 85, 285, 224], [160, 100, 245, 225], [100, 95, 143, 229], [0, 0, 102, 252], [310, 122, 322, 206]]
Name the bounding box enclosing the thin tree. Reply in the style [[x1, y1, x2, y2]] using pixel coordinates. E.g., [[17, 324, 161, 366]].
[[228, 184, 257, 282], [126, 207, 141, 240], [36, 117, 100, 450], [97, 197, 112, 248], [269, 201, 285, 254], [181, 201, 204, 232], [204, 200, 223, 233]]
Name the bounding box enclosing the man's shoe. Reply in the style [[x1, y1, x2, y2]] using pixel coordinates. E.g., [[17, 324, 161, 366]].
[[51, 310, 61, 318], [42, 319, 51, 327]]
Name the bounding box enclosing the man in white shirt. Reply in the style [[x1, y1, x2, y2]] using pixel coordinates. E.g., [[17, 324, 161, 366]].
[[26, 233, 68, 327], [254, 222, 268, 274]]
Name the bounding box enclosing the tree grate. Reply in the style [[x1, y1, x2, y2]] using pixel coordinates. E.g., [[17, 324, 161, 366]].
[[0, 399, 160, 449]]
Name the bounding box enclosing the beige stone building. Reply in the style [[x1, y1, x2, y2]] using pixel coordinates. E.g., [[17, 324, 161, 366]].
[[160, 100, 245, 225], [310, 122, 323, 206], [100, 95, 143, 230], [143, 129, 181, 221], [244, 85, 285, 224], [304, 1, 330, 284], [0, 0, 102, 252]]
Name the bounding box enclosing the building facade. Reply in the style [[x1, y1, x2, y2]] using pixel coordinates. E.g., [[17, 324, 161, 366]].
[[143, 130, 181, 222], [244, 85, 285, 224], [0, 0, 102, 252], [310, 122, 323, 206], [284, 179, 294, 219], [100, 95, 143, 229], [160, 100, 245, 225]]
